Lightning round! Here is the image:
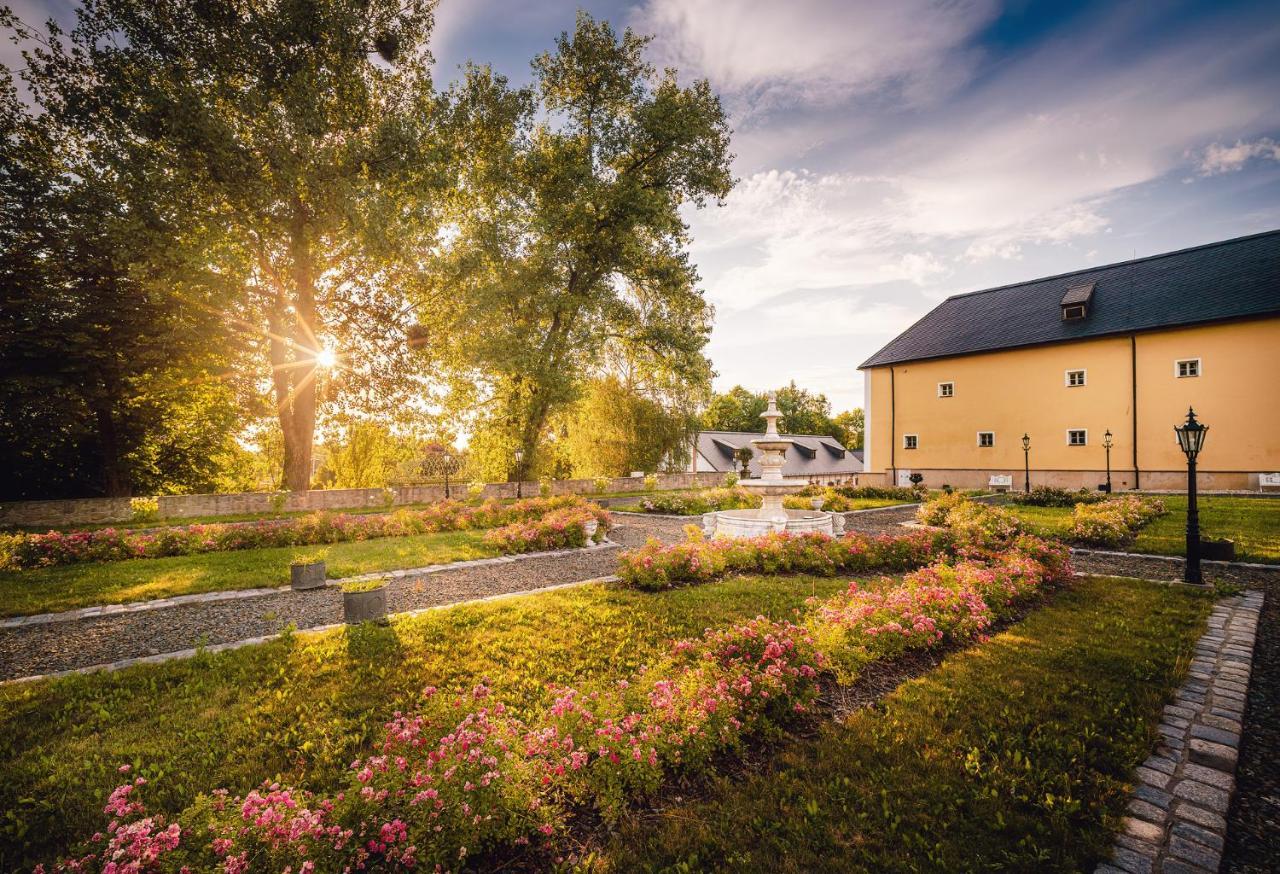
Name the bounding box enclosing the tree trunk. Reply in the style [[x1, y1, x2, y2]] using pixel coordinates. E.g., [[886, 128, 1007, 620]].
[[269, 207, 319, 492], [90, 398, 130, 497]]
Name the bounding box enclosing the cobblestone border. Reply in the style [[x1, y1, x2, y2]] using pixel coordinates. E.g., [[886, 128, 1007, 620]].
[[1, 575, 621, 686], [1096, 589, 1264, 874], [0, 540, 618, 629]]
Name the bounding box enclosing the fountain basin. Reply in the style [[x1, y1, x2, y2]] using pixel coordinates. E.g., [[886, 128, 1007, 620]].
[[702, 507, 845, 539]]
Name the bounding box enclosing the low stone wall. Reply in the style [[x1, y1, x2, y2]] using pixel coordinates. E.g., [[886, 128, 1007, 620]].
[[0, 471, 728, 529]]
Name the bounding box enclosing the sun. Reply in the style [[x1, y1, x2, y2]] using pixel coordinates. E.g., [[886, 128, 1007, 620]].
[[315, 347, 337, 369]]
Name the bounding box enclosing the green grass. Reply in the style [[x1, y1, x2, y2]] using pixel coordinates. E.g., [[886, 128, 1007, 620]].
[[602, 577, 1211, 873], [0, 530, 496, 618], [1003, 495, 1280, 563], [0, 573, 854, 869]]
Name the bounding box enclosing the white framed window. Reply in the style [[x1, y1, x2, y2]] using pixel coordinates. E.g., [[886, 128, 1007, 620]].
[[1067, 429, 1088, 446], [903, 434, 918, 450], [1175, 358, 1201, 378], [977, 431, 994, 448], [937, 381, 954, 398], [1065, 369, 1087, 387]]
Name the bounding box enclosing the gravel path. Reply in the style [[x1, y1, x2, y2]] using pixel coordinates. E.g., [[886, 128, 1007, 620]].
[[1071, 550, 1280, 588], [0, 545, 620, 681]]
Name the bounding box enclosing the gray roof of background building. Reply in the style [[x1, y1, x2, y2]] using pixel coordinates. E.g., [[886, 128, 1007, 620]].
[[695, 431, 863, 478], [861, 229, 1280, 368]]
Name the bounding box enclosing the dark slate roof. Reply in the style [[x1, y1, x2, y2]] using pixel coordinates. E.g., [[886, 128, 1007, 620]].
[[694, 431, 863, 478], [861, 229, 1280, 368]]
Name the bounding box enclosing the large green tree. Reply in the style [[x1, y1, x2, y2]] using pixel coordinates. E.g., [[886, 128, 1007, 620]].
[[0, 68, 252, 499], [422, 13, 731, 478], [8, 0, 447, 491]]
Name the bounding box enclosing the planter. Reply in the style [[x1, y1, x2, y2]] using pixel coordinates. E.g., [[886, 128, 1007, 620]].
[[1200, 538, 1236, 562], [343, 583, 388, 624], [584, 519, 599, 541], [290, 560, 327, 591]]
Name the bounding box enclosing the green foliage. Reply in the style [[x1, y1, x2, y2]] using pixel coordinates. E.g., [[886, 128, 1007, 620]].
[[701, 382, 847, 440], [317, 420, 416, 490], [422, 12, 731, 476], [558, 376, 697, 478], [340, 579, 388, 594], [128, 498, 160, 523], [832, 408, 865, 449], [6, 0, 447, 491], [1014, 486, 1107, 508]]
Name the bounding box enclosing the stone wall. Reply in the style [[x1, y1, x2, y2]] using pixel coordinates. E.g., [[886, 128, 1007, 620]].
[[0, 472, 729, 529]]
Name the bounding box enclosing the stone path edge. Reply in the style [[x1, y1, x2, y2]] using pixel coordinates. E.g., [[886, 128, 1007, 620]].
[[1094, 589, 1265, 874], [1, 575, 622, 687], [1, 540, 619, 629], [1071, 547, 1280, 572]]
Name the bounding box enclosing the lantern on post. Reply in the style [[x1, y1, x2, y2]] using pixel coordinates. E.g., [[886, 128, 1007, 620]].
[[1102, 429, 1114, 494], [513, 448, 525, 499], [1173, 407, 1208, 585], [1021, 433, 1031, 493]]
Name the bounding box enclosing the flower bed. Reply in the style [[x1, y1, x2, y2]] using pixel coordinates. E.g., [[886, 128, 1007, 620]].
[[0, 496, 608, 571], [617, 526, 951, 591], [41, 531, 1070, 873], [483, 506, 610, 553], [637, 487, 759, 515], [1070, 495, 1166, 546], [1012, 485, 1106, 507]]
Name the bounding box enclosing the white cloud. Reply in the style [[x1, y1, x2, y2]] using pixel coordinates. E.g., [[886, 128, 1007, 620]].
[[635, 0, 999, 112], [1197, 138, 1280, 175]]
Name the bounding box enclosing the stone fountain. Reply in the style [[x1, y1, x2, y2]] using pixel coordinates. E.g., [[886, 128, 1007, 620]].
[[702, 394, 845, 538]]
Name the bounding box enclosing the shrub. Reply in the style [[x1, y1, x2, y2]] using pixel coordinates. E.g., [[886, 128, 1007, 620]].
[[639, 488, 758, 516], [129, 497, 160, 523], [467, 481, 486, 500], [723, 471, 739, 488], [3, 496, 607, 571], [917, 491, 969, 526], [643, 474, 658, 491], [943, 501, 1024, 549], [830, 485, 918, 502], [593, 475, 611, 494], [617, 528, 950, 592], [483, 505, 610, 553], [1013, 485, 1105, 508], [379, 487, 397, 508], [539, 477, 553, 498], [1069, 496, 1165, 546], [267, 491, 290, 515]]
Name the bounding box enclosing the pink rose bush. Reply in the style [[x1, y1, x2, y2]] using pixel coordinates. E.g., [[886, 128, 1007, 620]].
[[482, 506, 609, 554], [0, 497, 610, 571], [45, 525, 1071, 873], [618, 527, 950, 591]]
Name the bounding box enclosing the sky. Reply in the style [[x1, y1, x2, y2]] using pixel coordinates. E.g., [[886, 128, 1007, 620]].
[[7, 0, 1280, 414]]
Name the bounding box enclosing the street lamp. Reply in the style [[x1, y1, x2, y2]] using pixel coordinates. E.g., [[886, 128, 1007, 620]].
[[442, 451, 454, 500], [513, 448, 525, 499], [1174, 407, 1208, 585], [1102, 429, 1113, 494], [1022, 433, 1031, 493]]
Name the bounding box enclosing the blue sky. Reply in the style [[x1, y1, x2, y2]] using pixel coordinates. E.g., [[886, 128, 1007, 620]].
[[8, 0, 1280, 413]]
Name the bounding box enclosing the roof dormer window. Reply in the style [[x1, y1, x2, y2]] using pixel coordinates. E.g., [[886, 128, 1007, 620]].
[[1061, 282, 1095, 320]]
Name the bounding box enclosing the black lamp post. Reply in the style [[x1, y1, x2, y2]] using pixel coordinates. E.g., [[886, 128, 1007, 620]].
[[1021, 433, 1031, 493], [1174, 407, 1208, 585], [514, 448, 524, 499], [442, 452, 454, 500], [1102, 429, 1113, 494]]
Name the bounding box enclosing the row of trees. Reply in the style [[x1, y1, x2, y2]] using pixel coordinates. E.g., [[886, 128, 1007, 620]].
[[701, 384, 864, 449], [0, 2, 732, 499]]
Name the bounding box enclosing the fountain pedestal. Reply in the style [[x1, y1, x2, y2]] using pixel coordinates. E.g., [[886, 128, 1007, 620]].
[[702, 395, 845, 539]]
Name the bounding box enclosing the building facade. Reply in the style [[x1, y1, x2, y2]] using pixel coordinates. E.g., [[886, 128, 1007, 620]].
[[859, 231, 1280, 491]]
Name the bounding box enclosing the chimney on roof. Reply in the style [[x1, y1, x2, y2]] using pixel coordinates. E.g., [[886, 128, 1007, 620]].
[[1061, 282, 1095, 320]]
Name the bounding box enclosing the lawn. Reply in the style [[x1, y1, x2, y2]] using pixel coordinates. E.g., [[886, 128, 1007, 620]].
[[1, 573, 1209, 871], [0, 529, 496, 618], [0, 572, 854, 869], [1002, 495, 1280, 563], [603, 577, 1211, 873]]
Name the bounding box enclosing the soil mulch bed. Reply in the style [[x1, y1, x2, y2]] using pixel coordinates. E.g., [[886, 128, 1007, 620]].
[[1223, 572, 1280, 873]]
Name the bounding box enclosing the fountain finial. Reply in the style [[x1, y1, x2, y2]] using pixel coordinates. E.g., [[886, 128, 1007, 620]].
[[761, 393, 781, 437]]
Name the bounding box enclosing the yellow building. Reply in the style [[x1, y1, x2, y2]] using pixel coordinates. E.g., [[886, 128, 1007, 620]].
[[859, 230, 1280, 491]]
